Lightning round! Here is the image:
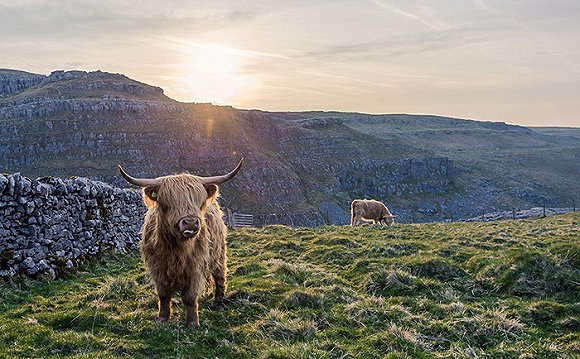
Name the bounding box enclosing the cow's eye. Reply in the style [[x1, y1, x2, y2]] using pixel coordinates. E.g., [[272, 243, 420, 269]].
[[144, 186, 160, 202]]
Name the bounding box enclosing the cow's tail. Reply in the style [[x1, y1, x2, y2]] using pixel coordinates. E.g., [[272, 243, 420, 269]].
[[351, 201, 356, 226]]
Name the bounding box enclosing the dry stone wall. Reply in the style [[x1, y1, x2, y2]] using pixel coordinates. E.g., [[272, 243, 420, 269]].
[[0, 173, 145, 280]]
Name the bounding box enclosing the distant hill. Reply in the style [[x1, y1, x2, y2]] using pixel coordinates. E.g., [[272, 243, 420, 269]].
[[1, 69, 578, 224]]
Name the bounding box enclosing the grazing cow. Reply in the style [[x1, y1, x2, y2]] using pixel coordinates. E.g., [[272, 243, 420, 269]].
[[118, 159, 243, 328], [351, 199, 396, 227]]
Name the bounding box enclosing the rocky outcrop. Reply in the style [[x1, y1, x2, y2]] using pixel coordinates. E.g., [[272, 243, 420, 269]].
[[0, 70, 45, 97], [0, 97, 182, 119], [41, 70, 165, 96], [0, 173, 144, 279], [297, 117, 344, 129], [339, 157, 457, 197]]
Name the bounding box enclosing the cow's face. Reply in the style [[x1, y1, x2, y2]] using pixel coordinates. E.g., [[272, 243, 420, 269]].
[[118, 159, 243, 240], [383, 216, 394, 226], [143, 175, 218, 240]]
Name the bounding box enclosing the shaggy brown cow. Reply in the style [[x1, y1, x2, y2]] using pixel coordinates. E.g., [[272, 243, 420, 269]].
[[351, 199, 396, 227], [118, 159, 243, 328]]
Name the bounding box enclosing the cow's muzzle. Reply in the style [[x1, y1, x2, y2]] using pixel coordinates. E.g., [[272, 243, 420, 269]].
[[179, 215, 200, 238]]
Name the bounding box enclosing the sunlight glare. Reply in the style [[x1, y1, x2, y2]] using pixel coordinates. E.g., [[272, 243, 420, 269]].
[[183, 44, 248, 104]]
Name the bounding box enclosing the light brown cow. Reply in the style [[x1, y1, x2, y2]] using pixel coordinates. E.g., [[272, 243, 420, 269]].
[[351, 199, 396, 227], [118, 159, 243, 328]]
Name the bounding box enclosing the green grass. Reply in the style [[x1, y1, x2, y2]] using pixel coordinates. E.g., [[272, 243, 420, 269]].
[[1, 213, 578, 358]]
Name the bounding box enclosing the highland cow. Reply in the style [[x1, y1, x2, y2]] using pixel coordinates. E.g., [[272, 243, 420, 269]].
[[351, 199, 396, 227], [118, 159, 243, 328]]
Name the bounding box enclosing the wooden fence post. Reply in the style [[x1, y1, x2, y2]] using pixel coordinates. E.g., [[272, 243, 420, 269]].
[[226, 208, 234, 228], [543, 201, 546, 217]]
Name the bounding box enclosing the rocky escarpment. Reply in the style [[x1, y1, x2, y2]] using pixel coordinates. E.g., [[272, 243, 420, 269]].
[[0, 97, 182, 120], [339, 157, 457, 197], [0, 173, 144, 279], [41, 70, 165, 96], [0, 70, 45, 97], [0, 69, 165, 100]]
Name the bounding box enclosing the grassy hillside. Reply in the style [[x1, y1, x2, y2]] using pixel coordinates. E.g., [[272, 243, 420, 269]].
[[0, 214, 578, 358]]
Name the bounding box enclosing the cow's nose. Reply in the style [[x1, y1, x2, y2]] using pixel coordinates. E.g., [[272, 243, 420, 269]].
[[179, 216, 200, 237]]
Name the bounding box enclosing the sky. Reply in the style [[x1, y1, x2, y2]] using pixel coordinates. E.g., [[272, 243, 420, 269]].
[[1, 0, 579, 127]]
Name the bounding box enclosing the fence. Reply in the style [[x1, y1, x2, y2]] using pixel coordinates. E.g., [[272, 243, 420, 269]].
[[232, 213, 254, 228], [225, 208, 255, 228], [404, 200, 576, 224], [460, 207, 575, 223]]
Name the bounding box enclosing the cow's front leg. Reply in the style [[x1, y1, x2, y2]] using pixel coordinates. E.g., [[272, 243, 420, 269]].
[[212, 268, 227, 304], [182, 288, 200, 328], [157, 290, 172, 322]]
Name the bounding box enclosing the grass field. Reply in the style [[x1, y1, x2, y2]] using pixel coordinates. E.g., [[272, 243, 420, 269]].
[[1, 213, 578, 358]]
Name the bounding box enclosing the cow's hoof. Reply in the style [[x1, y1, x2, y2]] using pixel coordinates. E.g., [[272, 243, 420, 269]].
[[156, 316, 169, 323], [215, 296, 228, 307], [215, 290, 243, 306], [186, 321, 200, 329]]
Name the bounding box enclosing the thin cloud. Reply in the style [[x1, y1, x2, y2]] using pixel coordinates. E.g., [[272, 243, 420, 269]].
[[295, 70, 396, 90], [302, 26, 504, 61], [165, 39, 289, 60], [369, 0, 449, 31], [0, 1, 266, 39]]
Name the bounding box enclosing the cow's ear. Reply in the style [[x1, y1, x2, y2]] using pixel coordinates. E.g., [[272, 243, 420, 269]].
[[143, 186, 160, 207], [205, 184, 218, 203]]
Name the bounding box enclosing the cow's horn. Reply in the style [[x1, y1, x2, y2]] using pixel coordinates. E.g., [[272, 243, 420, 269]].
[[201, 158, 244, 186], [118, 165, 161, 188]]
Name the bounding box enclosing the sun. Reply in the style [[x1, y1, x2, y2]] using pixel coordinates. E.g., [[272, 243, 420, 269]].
[[183, 44, 248, 104]]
